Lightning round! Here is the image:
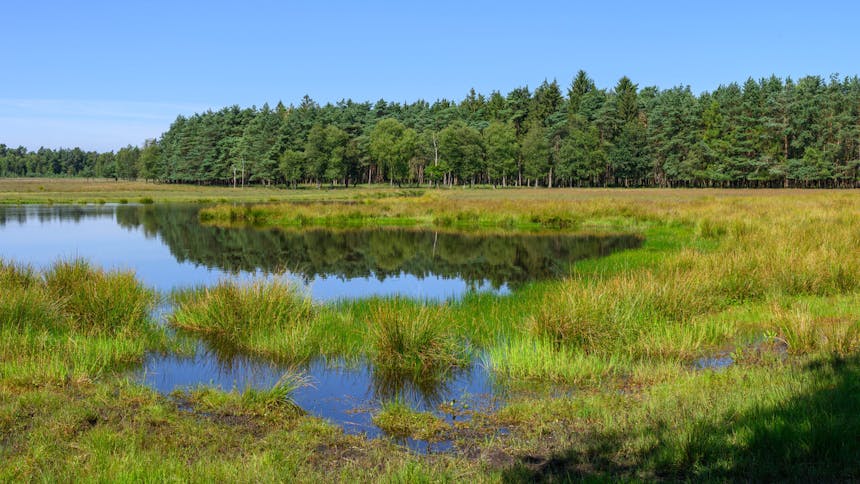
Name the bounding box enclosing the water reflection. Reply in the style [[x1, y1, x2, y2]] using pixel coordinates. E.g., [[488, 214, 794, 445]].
[[140, 340, 499, 441], [112, 204, 642, 289], [0, 203, 642, 447], [0, 204, 642, 299]]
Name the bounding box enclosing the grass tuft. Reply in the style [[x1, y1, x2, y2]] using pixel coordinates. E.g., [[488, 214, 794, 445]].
[[183, 371, 310, 418], [170, 279, 315, 362], [372, 398, 448, 441], [43, 258, 156, 335], [368, 300, 467, 378]]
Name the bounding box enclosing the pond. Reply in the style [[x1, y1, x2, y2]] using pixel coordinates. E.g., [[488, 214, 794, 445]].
[[0, 203, 642, 449], [0, 204, 641, 300]]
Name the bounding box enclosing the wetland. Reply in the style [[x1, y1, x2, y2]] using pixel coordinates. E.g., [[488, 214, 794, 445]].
[[3, 185, 860, 481]]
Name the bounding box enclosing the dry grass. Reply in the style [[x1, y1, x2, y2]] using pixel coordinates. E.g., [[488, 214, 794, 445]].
[[0, 178, 383, 204]]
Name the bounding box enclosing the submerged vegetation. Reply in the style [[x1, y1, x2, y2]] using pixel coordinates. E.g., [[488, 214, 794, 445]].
[[2, 188, 860, 480]]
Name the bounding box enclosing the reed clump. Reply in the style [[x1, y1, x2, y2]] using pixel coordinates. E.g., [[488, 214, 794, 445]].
[[43, 259, 156, 335], [0, 287, 67, 332]]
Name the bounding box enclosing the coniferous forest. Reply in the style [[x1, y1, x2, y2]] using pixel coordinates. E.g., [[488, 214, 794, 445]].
[[3, 72, 860, 188]]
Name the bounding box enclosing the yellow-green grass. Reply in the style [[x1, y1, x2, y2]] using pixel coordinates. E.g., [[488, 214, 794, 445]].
[[495, 354, 860, 481], [0, 177, 418, 205], [0, 259, 472, 482], [178, 371, 310, 419], [367, 300, 469, 378], [372, 399, 449, 441], [3, 187, 860, 480], [0, 377, 474, 483], [192, 189, 860, 387], [0, 259, 180, 386], [169, 280, 316, 363]]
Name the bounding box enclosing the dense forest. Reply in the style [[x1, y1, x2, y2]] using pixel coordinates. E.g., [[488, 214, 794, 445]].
[[3, 72, 860, 188]]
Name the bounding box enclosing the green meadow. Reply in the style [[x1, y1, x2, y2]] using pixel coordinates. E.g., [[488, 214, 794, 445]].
[[2, 184, 859, 481]]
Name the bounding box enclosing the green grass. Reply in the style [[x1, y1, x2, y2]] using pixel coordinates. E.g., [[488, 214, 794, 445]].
[[372, 399, 449, 441], [368, 300, 469, 378], [170, 279, 316, 363], [3, 187, 860, 480], [496, 353, 860, 481], [180, 371, 310, 419], [485, 337, 622, 385], [0, 259, 178, 386], [43, 258, 156, 334]]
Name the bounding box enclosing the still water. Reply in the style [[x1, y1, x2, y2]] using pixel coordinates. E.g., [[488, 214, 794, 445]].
[[0, 203, 642, 448], [0, 203, 641, 299]]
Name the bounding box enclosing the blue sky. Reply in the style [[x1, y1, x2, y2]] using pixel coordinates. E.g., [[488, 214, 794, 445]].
[[2, 0, 857, 151]]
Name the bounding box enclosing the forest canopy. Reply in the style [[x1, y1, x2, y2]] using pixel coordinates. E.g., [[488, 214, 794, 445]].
[[2, 72, 859, 188]]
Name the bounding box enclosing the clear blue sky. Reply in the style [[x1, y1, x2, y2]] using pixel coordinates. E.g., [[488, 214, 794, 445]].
[[2, 0, 857, 151]]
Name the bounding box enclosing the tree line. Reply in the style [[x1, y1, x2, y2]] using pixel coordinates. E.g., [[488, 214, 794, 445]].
[[3, 72, 859, 188]]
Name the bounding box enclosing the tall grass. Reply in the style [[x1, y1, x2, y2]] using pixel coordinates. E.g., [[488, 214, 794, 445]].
[[3, 189, 860, 481], [196, 191, 860, 387], [0, 259, 167, 385], [43, 259, 156, 334], [769, 301, 860, 356], [170, 279, 316, 362], [486, 336, 622, 385], [367, 300, 468, 378], [0, 287, 67, 332]]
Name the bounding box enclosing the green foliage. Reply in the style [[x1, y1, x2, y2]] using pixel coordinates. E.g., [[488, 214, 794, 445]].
[[8, 73, 860, 188], [368, 118, 419, 184], [483, 121, 518, 185]]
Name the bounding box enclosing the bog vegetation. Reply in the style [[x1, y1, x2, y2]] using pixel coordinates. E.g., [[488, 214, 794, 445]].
[[3, 72, 860, 188], [2, 188, 860, 481]]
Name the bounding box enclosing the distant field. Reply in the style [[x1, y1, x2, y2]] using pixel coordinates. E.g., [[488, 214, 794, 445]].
[[0, 177, 840, 206], [0, 178, 366, 204]]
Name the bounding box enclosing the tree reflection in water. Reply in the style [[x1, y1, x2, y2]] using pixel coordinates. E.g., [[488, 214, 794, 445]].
[[115, 204, 643, 289]]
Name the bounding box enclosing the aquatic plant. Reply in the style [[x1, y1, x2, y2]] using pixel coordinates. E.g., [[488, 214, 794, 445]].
[[0, 259, 169, 385], [184, 371, 310, 418]]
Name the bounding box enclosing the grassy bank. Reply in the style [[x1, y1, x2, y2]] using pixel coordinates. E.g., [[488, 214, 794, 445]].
[[2, 187, 860, 480], [0, 178, 418, 205]]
